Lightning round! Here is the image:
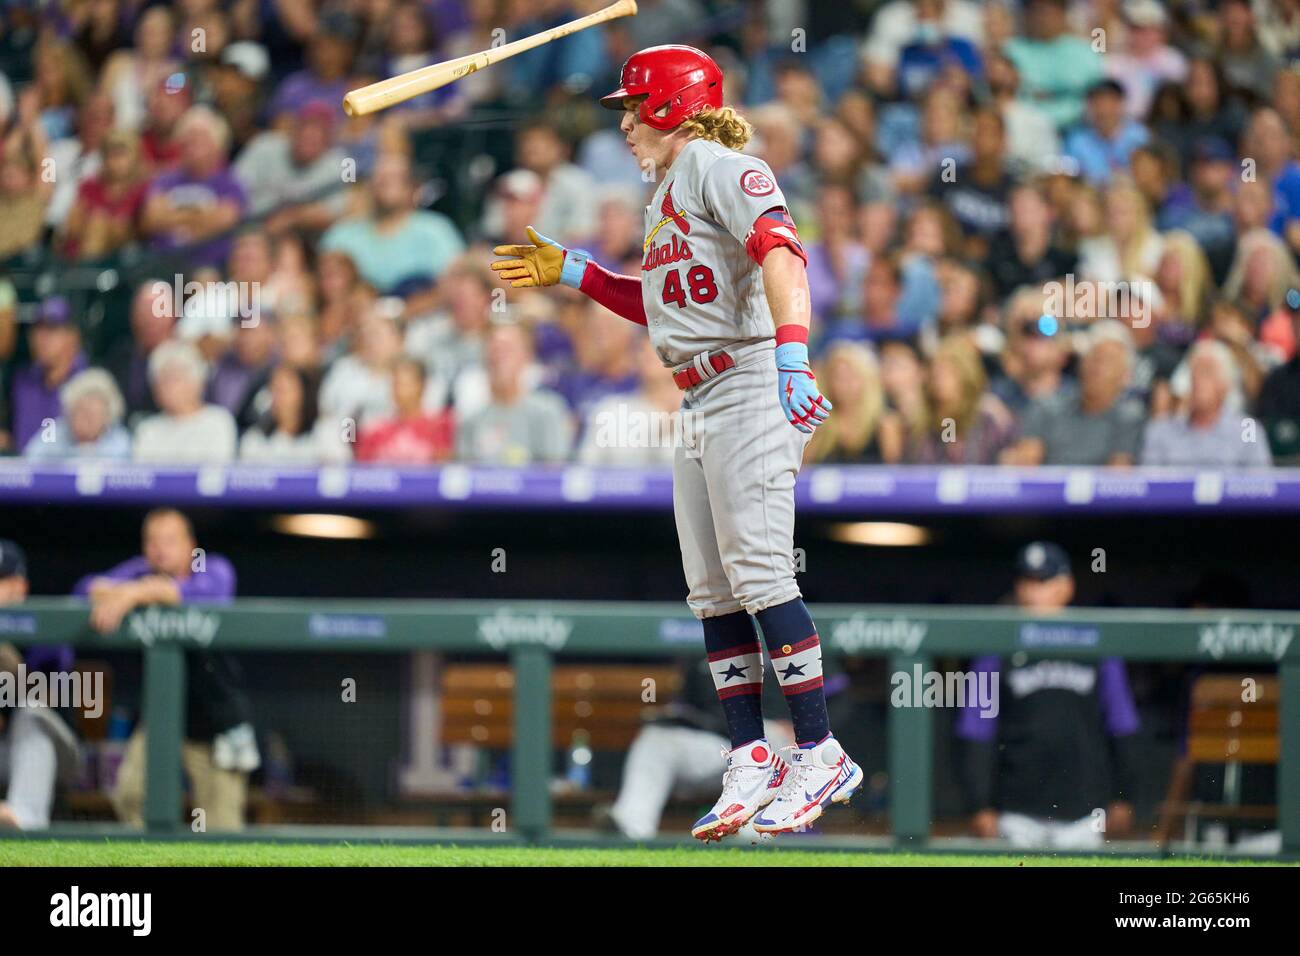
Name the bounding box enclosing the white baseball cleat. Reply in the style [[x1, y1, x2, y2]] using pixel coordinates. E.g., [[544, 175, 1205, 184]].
[[751, 735, 862, 834], [691, 740, 787, 842]]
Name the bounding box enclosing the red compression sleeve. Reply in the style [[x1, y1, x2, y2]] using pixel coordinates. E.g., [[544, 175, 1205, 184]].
[[745, 207, 808, 266], [579, 260, 647, 326]]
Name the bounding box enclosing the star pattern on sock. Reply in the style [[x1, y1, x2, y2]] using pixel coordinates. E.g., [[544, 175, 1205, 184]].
[[718, 662, 749, 682]]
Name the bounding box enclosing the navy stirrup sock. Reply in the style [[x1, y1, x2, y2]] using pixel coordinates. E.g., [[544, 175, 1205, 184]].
[[701, 611, 766, 749], [755, 598, 830, 746]]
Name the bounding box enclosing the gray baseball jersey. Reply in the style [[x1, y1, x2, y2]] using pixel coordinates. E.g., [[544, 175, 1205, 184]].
[[641, 138, 789, 367], [636, 137, 809, 620]]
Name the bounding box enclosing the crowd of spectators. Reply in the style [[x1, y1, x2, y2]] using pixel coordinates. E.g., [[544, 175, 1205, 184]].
[[2, 0, 1300, 469]]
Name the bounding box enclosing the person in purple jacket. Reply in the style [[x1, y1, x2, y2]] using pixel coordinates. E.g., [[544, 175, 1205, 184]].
[[139, 106, 247, 271], [76, 508, 258, 830], [956, 542, 1141, 849], [267, 12, 358, 124], [8, 297, 88, 452]]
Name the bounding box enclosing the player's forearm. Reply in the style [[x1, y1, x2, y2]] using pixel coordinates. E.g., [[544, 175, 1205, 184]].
[[767, 246, 830, 430], [578, 260, 647, 326], [762, 247, 811, 341]]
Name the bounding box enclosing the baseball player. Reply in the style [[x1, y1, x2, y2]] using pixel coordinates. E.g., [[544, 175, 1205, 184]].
[[492, 45, 861, 839]]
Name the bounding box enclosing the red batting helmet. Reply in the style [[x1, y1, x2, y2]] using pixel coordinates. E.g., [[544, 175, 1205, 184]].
[[599, 45, 723, 131]]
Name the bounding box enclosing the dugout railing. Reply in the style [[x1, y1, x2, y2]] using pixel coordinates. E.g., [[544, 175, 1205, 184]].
[[5, 598, 1298, 852]]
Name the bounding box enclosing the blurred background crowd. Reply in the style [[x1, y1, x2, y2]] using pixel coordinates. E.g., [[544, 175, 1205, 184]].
[[3, 0, 1300, 470]]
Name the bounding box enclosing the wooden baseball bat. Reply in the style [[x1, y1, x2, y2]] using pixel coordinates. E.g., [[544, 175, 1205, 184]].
[[342, 0, 638, 117]]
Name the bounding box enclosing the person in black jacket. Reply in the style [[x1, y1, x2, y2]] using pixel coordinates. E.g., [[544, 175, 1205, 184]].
[[956, 542, 1141, 848]]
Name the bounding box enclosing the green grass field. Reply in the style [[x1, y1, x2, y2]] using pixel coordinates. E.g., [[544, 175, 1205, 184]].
[[0, 841, 1287, 867]]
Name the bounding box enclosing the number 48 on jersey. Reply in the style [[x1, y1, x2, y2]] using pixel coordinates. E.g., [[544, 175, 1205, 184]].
[[661, 265, 719, 308]]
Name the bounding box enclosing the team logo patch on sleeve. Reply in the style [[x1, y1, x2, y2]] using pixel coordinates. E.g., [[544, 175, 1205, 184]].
[[740, 169, 776, 197]]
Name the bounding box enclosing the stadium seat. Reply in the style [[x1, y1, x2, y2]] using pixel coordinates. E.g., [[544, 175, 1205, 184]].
[[1155, 675, 1279, 848], [440, 662, 682, 752]]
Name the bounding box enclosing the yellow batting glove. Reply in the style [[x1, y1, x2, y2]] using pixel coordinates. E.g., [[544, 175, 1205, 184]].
[[490, 226, 588, 289]]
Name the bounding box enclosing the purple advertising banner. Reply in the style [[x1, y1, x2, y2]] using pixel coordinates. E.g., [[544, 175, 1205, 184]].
[[0, 461, 1296, 513]]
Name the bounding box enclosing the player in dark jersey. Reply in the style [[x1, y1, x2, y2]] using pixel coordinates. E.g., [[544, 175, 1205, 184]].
[[957, 542, 1140, 847]]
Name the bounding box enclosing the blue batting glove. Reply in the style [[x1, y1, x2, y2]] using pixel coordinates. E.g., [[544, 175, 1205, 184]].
[[775, 341, 832, 434]]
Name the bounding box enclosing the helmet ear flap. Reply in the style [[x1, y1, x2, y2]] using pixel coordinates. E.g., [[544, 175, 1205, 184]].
[[639, 92, 678, 130]]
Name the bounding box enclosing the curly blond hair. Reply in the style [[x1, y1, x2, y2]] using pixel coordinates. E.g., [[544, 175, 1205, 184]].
[[678, 106, 753, 151]]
